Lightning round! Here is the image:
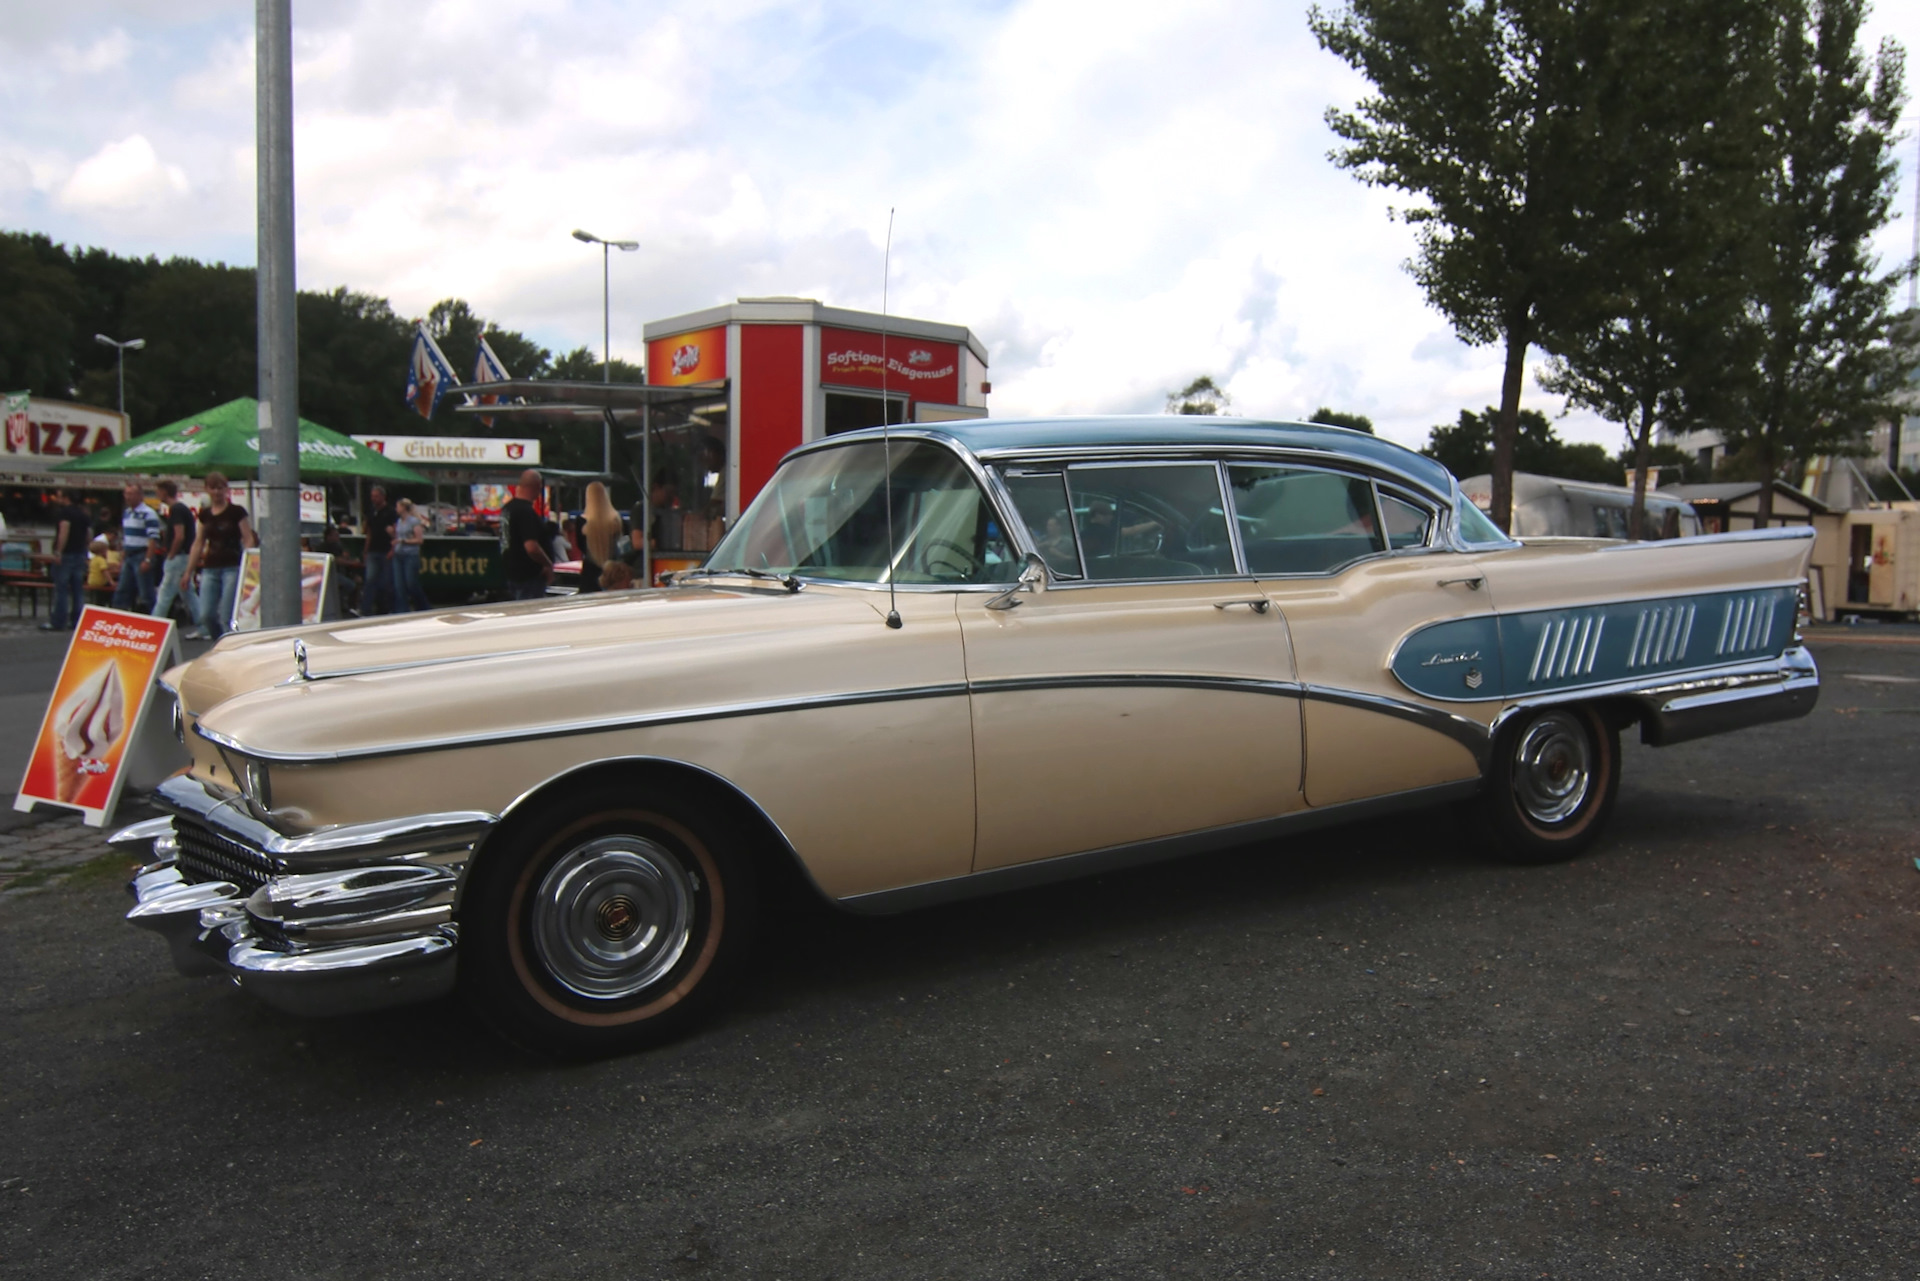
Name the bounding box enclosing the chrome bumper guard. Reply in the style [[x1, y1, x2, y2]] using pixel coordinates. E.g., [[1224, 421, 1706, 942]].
[[1634, 644, 1819, 746], [117, 775, 495, 1017]]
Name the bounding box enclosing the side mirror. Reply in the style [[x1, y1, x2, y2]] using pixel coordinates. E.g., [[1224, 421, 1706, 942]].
[[986, 553, 1048, 611]]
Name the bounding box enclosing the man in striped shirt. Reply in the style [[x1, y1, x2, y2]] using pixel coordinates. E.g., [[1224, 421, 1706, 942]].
[[114, 481, 161, 613]]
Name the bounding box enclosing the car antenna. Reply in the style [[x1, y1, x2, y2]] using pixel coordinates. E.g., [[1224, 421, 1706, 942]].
[[880, 207, 902, 630]]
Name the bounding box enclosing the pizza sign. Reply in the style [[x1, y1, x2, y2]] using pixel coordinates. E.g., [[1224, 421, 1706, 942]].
[[1, 396, 125, 460]]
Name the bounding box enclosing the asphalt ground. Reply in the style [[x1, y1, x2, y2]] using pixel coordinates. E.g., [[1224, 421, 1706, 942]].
[[1, 627, 1916, 1278]]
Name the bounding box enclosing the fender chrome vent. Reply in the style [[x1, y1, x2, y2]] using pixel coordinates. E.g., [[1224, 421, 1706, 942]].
[[1715, 593, 1777, 656], [1528, 614, 1605, 683], [1627, 603, 1696, 669]]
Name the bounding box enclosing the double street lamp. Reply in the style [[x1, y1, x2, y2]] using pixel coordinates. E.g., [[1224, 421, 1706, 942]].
[[572, 228, 639, 477], [94, 333, 145, 416]]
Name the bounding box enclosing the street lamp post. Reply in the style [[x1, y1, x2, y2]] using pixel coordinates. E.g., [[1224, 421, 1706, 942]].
[[94, 334, 146, 417], [572, 228, 638, 475]]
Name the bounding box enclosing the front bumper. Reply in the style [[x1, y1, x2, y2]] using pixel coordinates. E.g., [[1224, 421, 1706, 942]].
[[118, 775, 495, 1017]]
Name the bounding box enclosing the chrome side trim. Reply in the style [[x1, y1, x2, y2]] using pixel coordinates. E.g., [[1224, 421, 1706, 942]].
[[1485, 647, 1819, 740], [836, 779, 1484, 915], [152, 773, 496, 862], [195, 682, 975, 764], [970, 674, 1301, 698]]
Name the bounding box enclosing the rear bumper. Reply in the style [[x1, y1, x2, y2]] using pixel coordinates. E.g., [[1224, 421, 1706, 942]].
[[117, 775, 493, 1017], [1634, 645, 1820, 746]]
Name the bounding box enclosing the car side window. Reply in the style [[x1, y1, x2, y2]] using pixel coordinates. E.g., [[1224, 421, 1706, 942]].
[[1227, 465, 1385, 575], [1065, 464, 1235, 580], [1000, 469, 1084, 578], [1379, 491, 1434, 550]]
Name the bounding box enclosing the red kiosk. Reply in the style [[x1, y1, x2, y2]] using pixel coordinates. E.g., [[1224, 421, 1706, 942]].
[[641, 298, 990, 579]]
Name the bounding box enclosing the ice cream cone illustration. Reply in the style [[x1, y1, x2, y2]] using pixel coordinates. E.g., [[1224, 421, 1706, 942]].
[[52, 660, 125, 804]]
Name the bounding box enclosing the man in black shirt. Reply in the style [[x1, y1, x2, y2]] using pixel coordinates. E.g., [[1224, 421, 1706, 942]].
[[42, 486, 91, 631], [362, 485, 397, 615], [149, 478, 201, 629], [500, 468, 553, 601]]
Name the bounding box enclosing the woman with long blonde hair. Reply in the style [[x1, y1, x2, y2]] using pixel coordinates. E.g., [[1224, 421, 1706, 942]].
[[581, 481, 621, 593]]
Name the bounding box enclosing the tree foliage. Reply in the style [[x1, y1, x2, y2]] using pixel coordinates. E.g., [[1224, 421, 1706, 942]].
[[1166, 375, 1232, 416], [1535, 0, 1773, 537], [1709, 0, 1910, 524], [1310, 0, 1635, 531], [1422, 407, 1619, 485], [1306, 406, 1375, 434]]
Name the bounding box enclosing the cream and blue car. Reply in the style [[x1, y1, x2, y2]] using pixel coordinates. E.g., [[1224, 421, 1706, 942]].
[[118, 418, 1819, 1054]]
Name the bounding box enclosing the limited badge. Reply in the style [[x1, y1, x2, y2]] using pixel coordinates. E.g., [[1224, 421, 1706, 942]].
[[1463, 668, 1483, 690]]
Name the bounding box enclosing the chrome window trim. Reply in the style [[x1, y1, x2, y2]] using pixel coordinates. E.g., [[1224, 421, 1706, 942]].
[[1057, 458, 1244, 587], [996, 464, 1086, 580], [1223, 459, 1406, 580], [1375, 483, 1440, 553], [964, 441, 1456, 507]]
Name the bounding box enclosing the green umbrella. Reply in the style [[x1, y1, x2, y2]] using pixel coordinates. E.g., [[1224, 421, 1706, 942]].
[[54, 397, 424, 483]]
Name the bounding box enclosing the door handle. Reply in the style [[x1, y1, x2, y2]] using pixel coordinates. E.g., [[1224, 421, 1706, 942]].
[[1213, 598, 1270, 613], [1437, 576, 1484, 591]]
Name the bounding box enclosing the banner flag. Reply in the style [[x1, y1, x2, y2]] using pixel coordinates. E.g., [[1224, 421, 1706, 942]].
[[15, 607, 180, 828], [404, 324, 460, 421], [470, 336, 515, 428]]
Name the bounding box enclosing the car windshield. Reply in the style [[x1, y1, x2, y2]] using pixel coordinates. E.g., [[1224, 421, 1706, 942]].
[[704, 439, 1017, 584]]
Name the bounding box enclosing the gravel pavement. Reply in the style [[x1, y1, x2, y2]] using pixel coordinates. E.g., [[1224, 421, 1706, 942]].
[[1, 628, 1916, 1278]]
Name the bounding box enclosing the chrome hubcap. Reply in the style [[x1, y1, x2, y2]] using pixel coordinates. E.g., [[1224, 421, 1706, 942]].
[[532, 836, 695, 999], [1511, 711, 1592, 824]]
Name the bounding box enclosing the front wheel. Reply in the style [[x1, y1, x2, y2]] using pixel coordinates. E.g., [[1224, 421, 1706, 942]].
[[1476, 705, 1620, 864], [461, 786, 756, 1057]]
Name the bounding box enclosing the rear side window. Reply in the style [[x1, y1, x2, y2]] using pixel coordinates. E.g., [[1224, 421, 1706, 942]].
[[1066, 464, 1235, 580], [1228, 465, 1384, 575]]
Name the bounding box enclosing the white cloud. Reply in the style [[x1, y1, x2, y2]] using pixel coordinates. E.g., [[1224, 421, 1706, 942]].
[[57, 134, 190, 211], [5, 0, 1918, 454]]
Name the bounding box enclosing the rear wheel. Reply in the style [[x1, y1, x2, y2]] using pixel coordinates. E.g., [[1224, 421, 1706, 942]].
[[1477, 704, 1619, 864], [461, 785, 756, 1056]]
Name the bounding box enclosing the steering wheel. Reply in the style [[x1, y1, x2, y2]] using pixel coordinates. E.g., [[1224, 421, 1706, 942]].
[[921, 537, 978, 581]]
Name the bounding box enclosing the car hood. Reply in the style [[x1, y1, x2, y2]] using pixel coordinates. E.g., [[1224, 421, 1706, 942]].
[[179, 585, 948, 761]]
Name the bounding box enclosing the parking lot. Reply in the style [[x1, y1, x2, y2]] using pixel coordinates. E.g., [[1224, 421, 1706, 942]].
[[2, 628, 1916, 1279]]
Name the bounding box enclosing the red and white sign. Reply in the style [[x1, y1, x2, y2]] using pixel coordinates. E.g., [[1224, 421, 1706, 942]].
[[819, 328, 959, 405], [351, 435, 541, 467], [1, 395, 127, 461], [15, 607, 178, 827]]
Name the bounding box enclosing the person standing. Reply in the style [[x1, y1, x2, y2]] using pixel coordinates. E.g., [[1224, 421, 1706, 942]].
[[114, 481, 161, 613], [149, 479, 201, 632], [393, 497, 432, 611], [185, 472, 256, 640], [499, 468, 553, 601], [580, 481, 620, 594], [362, 485, 397, 615], [41, 485, 90, 632]]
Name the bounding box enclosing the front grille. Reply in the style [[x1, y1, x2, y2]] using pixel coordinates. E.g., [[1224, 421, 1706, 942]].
[[173, 817, 280, 893]]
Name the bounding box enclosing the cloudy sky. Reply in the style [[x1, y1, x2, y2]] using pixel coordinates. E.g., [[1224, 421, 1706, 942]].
[[3, 0, 1916, 452]]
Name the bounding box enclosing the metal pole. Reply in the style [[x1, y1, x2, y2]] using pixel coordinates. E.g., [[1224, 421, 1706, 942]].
[[602, 243, 612, 475], [116, 350, 125, 415], [256, 0, 300, 628], [641, 402, 651, 587]]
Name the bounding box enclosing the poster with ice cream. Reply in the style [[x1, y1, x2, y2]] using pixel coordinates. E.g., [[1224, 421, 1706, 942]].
[[229, 549, 335, 632], [16, 607, 178, 827]]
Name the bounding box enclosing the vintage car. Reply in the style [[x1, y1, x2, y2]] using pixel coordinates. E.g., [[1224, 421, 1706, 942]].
[[117, 418, 1820, 1054]]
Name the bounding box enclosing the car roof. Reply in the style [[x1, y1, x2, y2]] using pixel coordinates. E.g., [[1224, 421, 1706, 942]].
[[821, 415, 1458, 499]]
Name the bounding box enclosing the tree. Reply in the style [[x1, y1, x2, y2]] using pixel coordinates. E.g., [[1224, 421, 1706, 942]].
[[1311, 0, 1637, 532], [1422, 406, 1620, 484], [1306, 406, 1375, 434], [1710, 0, 1909, 526], [1165, 375, 1231, 416], [1536, 0, 1772, 538], [0, 233, 81, 398], [550, 344, 643, 384]]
